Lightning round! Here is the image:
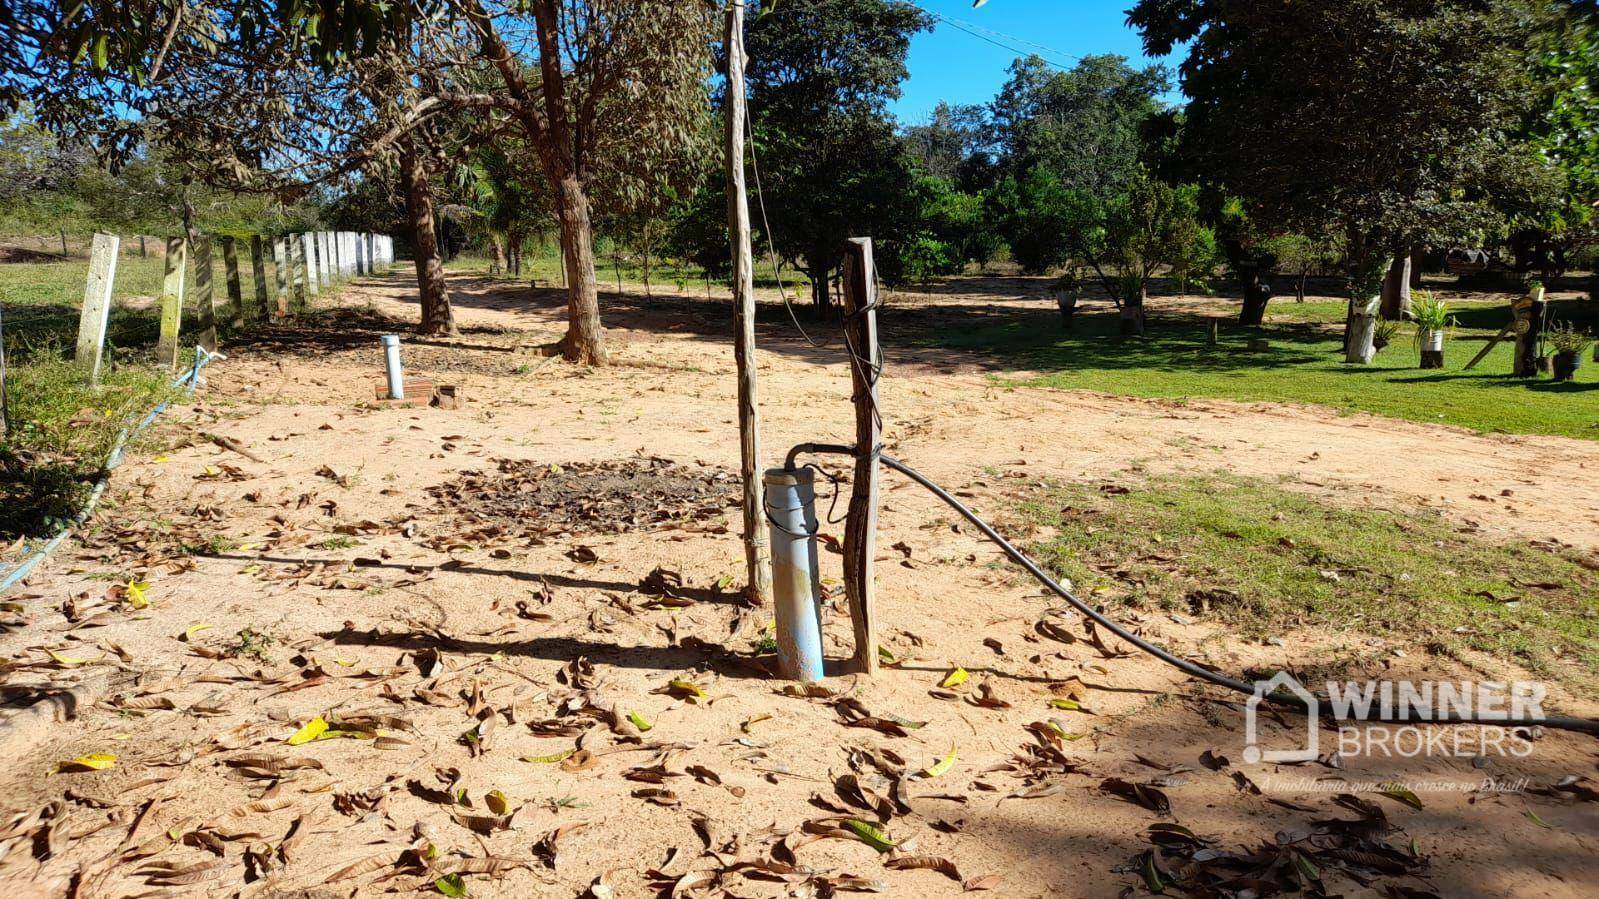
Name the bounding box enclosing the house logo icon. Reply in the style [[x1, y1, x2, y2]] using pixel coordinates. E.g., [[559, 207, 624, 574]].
[[1243, 671, 1320, 764]]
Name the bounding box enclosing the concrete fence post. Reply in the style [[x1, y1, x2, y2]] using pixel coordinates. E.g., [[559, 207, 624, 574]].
[[272, 237, 289, 317], [156, 237, 188, 370], [192, 235, 219, 353], [302, 232, 320, 297], [221, 236, 244, 328], [74, 232, 120, 384], [249, 235, 270, 319]]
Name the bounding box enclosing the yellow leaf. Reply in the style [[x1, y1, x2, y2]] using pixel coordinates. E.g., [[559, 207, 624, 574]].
[[485, 789, 510, 815], [125, 579, 150, 609], [843, 819, 896, 852], [57, 753, 116, 773], [939, 666, 969, 689], [521, 749, 574, 764], [668, 679, 706, 701], [287, 716, 329, 745], [180, 623, 211, 642], [46, 649, 102, 667], [626, 711, 653, 732], [741, 714, 772, 733], [236, 543, 260, 551], [202, 465, 221, 477], [922, 745, 958, 778], [1048, 698, 1081, 711], [153, 455, 169, 463]]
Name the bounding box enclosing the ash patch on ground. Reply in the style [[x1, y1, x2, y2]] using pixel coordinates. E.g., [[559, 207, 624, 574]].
[[426, 457, 740, 539]]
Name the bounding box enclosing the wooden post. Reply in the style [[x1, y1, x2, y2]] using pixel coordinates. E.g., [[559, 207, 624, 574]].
[[139, 235, 147, 257], [74, 232, 120, 384], [841, 237, 882, 675], [248, 235, 270, 319], [192, 235, 218, 353], [156, 237, 187, 370], [724, 0, 773, 609], [272, 237, 290, 317], [221, 236, 244, 328], [1513, 287, 1546, 377], [59, 228, 69, 255]]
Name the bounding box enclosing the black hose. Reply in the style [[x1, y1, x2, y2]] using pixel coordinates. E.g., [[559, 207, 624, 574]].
[[786, 443, 1599, 738]]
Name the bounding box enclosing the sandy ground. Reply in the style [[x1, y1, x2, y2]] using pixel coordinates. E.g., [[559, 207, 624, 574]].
[[2, 272, 1597, 898]]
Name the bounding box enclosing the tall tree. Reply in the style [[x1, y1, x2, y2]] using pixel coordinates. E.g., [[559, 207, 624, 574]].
[[1129, 0, 1562, 362], [459, 0, 715, 363], [741, 0, 933, 312]]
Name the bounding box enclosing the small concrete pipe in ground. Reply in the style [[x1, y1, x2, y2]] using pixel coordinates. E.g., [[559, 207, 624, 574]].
[[381, 335, 404, 399], [764, 467, 825, 681]]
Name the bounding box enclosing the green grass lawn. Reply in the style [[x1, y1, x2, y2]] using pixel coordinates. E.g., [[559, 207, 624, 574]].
[[1015, 472, 1599, 686], [922, 296, 1599, 440]]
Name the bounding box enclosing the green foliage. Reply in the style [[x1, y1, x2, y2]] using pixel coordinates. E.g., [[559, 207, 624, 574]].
[[1129, 0, 1563, 252], [741, 0, 934, 301], [1547, 320, 1595, 355], [0, 349, 176, 541], [991, 54, 1169, 203], [1410, 291, 1452, 330]]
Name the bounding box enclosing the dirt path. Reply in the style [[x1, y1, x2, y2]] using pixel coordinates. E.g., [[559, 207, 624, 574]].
[[2, 273, 1596, 898]]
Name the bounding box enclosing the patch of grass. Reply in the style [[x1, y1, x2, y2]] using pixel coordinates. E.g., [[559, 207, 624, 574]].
[[1, 350, 179, 543], [225, 626, 278, 664], [921, 300, 1599, 440], [311, 536, 361, 550], [1015, 473, 1599, 685]]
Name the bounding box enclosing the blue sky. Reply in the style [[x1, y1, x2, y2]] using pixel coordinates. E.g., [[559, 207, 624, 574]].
[[889, 0, 1183, 124]]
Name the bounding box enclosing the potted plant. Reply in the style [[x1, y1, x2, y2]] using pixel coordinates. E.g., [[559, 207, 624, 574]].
[[1546, 321, 1593, 382], [1410, 291, 1452, 369]]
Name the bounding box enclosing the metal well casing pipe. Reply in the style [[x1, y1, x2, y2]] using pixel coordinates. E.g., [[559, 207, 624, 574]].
[[764, 467, 825, 682], [381, 335, 404, 399]]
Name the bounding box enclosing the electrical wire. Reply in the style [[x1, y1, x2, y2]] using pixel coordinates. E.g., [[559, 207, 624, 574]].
[[784, 442, 1599, 737], [743, 103, 832, 349]]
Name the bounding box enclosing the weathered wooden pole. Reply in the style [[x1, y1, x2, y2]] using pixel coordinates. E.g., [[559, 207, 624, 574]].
[[249, 235, 270, 319], [272, 237, 290, 317], [840, 237, 882, 674], [221, 236, 244, 328], [724, 0, 772, 608], [155, 237, 188, 370], [74, 232, 120, 384], [192, 235, 219, 353]]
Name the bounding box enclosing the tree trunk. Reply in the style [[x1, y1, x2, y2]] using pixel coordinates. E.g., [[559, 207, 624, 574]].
[[1379, 254, 1412, 320], [554, 174, 604, 364], [490, 234, 508, 276], [1297, 266, 1308, 303], [1409, 245, 1425, 289], [507, 230, 523, 278], [1346, 254, 1389, 364], [400, 141, 456, 337], [809, 267, 832, 316], [1120, 285, 1147, 336], [1238, 270, 1272, 326]]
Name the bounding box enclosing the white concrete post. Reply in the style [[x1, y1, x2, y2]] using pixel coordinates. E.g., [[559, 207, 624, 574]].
[[75, 232, 120, 384], [302, 232, 320, 295]]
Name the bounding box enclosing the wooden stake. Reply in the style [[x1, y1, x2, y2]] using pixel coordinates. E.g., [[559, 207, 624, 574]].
[[841, 237, 882, 675], [75, 232, 120, 384], [221, 236, 244, 328], [156, 237, 187, 370], [249, 235, 270, 319], [192, 235, 218, 353], [725, 0, 773, 608]]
